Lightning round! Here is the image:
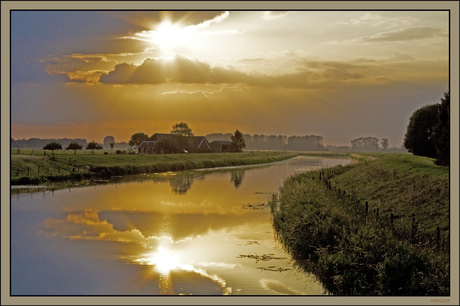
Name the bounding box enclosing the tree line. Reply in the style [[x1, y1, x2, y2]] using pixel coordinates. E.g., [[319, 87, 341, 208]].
[[206, 133, 325, 151], [11, 137, 130, 150], [403, 90, 450, 166], [11, 138, 88, 149]]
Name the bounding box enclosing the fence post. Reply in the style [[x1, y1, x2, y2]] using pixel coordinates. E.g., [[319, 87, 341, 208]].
[[411, 214, 417, 242], [437, 226, 441, 251], [28, 167, 30, 175]]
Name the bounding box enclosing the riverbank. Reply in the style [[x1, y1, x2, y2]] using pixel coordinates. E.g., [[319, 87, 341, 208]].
[[269, 153, 449, 295], [10, 151, 299, 185]]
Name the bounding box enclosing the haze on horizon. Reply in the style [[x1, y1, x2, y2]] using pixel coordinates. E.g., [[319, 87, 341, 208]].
[[10, 10, 449, 147]]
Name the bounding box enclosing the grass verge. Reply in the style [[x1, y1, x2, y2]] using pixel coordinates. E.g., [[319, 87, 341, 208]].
[[10, 151, 298, 185], [269, 153, 449, 295]]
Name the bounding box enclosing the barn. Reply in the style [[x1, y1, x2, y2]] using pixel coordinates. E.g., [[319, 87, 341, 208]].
[[210, 140, 231, 153], [138, 133, 212, 154], [137, 141, 158, 154]]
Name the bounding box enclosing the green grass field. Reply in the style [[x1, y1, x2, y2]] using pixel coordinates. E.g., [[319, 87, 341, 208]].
[[10, 149, 299, 185], [269, 152, 450, 295]]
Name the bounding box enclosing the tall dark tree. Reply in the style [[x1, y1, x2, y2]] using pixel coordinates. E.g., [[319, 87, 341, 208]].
[[171, 122, 194, 137], [403, 104, 439, 158], [66, 142, 83, 155], [433, 91, 450, 166], [381, 138, 389, 151], [43, 142, 62, 155], [129, 132, 148, 147], [86, 141, 103, 154], [229, 130, 246, 152], [171, 122, 194, 151]]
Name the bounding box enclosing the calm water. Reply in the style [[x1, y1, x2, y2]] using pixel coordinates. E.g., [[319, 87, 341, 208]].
[[11, 156, 351, 296]]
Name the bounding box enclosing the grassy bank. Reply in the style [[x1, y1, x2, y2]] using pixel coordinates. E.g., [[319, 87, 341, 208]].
[[269, 153, 449, 295], [10, 151, 298, 185]]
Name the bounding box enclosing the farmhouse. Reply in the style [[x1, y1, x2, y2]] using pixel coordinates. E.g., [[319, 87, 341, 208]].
[[137, 141, 158, 154], [210, 140, 231, 153], [138, 133, 212, 154]]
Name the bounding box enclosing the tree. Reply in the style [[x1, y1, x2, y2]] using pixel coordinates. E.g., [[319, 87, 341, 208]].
[[229, 130, 246, 152], [403, 104, 439, 158], [381, 138, 389, 151], [43, 142, 62, 155], [171, 122, 194, 151], [154, 138, 176, 154], [433, 91, 450, 166], [171, 122, 194, 137], [103, 136, 115, 149], [109, 142, 115, 154], [86, 141, 103, 154], [66, 142, 83, 155], [129, 132, 148, 147], [351, 137, 379, 151]]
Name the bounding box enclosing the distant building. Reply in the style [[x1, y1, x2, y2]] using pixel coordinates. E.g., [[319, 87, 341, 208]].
[[210, 140, 231, 153], [137, 141, 158, 154], [138, 133, 212, 154], [189, 136, 212, 151]]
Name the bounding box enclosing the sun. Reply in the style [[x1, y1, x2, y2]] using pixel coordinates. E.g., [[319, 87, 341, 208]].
[[153, 20, 189, 50]]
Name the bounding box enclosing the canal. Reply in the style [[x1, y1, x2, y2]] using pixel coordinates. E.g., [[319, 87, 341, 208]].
[[10, 155, 351, 296]]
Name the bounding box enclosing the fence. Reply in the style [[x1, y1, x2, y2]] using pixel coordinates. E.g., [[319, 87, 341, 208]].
[[12, 164, 87, 177], [315, 167, 447, 253]]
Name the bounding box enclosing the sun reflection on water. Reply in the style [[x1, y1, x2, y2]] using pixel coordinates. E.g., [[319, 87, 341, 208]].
[[131, 238, 232, 295], [145, 246, 182, 274]]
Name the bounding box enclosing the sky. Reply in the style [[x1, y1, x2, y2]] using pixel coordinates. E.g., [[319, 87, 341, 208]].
[[9, 9, 450, 147]]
